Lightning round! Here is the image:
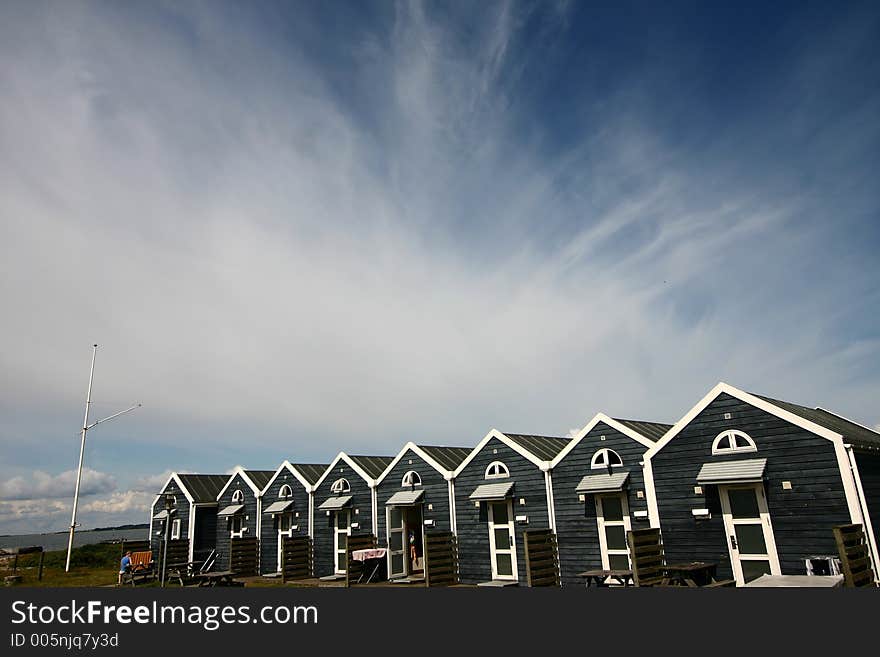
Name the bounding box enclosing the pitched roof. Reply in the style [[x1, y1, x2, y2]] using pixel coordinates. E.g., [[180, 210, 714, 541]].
[[243, 470, 276, 491], [611, 419, 672, 442], [290, 463, 329, 486], [418, 446, 472, 471], [176, 474, 231, 503], [347, 455, 395, 480], [754, 394, 880, 452], [502, 433, 572, 461]]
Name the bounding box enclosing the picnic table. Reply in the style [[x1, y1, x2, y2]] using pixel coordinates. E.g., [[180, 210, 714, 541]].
[[743, 574, 844, 588], [351, 548, 387, 584], [166, 561, 200, 586], [193, 570, 242, 587], [577, 568, 634, 587], [661, 562, 721, 587]]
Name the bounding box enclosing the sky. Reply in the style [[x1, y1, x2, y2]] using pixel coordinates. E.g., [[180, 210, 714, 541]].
[[1, 0, 878, 535]]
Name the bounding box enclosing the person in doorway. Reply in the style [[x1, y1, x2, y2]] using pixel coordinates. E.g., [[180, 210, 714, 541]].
[[409, 530, 417, 564], [118, 551, 132, 586]]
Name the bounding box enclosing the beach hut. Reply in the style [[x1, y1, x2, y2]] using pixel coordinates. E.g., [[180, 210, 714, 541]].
[[374, 443, 471, 582], [643, 382, 880, 585], [214, 467, 275, 573], [258, 461, 328, 575], [149, 472, 231, 564], [453, 430, 571, 585], [311, 453, 393, 579], [549, 414, 670, 586]]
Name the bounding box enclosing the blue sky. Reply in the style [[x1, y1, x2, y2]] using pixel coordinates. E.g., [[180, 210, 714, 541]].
[[1, 0, 878, 534]]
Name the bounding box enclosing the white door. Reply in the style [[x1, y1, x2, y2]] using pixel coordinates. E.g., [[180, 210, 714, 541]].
[[488, 500, 517, 581], [719, 483, 781, 585], [277, 513, 292, 572], [596, 493, 632, 571], [387, 506, 406, 578], [334, 509, 351, 574]]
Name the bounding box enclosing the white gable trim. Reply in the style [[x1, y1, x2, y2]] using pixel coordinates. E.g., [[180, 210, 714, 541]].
[[375, 442, 454, 485], [452, 429, 548, 478], [312, 452, 376, 490], [642, 382, 864, 528], [216, 466, 264, 501], [156, 472, 196, 505], [261, 460, 314, 496], [549, 413, 655, 468]]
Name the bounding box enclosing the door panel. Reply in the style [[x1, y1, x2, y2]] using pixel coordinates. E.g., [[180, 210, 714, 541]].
[[488, 500, 517, 580], [720, 483, 780, 585], [596, 493, 632, 571]]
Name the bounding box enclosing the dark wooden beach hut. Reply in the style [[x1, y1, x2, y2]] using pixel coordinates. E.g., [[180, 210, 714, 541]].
[[549, 413, 670, 586], [258, 461, 328, 575], [149, 472, 231, 564], [374, 442, 471, 582], [214, 467, 275, 573], [643, 382, 880, 585], [311, 453, 393, 579], [452, 430, 571, 585]]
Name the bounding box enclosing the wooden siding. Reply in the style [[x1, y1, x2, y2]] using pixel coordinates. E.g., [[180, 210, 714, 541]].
[[214, 473, 261, 571], [651, 393, 852, 579], [376, 448, 452, 547], [312, 461, 374, 578], [453, 437, 550, 584], [551, 421, 652, 587], [854, 452, 880, 551], [259, 469, 311, 574], [150, 483, 190, 556]]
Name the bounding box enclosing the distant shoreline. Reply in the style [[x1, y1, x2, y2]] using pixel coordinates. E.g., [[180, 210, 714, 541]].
[[0, 523, 148, 539]]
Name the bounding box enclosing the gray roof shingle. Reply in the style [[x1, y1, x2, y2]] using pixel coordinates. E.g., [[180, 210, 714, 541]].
[[176, 474, 231, 503], [418, 445, 472, 471], [243, 470, 276, 492], [611, 419, 672, 442], [348, 455, 395, 480], [290, 463, 329, 486], [502, 433, 572, 461]]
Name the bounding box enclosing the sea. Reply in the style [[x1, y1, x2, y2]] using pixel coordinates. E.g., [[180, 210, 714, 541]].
[[0, 527, 148, 552]]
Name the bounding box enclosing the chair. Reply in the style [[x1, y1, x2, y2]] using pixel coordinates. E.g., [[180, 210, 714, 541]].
[[122, 551, 154, 586], [627, 528, 666, 586], [833, 524, 877, 588]]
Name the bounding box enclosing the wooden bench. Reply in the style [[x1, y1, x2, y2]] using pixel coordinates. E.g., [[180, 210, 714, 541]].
[[121, 551, 155, 586], [577, 568, 633, 587]]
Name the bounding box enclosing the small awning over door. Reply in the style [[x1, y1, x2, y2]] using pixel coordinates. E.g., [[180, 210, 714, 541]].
[[696, 458, 767, 485], [217, 504, 245, 517], [575, 472, 629, 494], [317, 495, 352, 511], [263, 500, 294, 514], [152, 509, 174, 520], [385, 489, 425, 506], [468, 481, 514, 501]]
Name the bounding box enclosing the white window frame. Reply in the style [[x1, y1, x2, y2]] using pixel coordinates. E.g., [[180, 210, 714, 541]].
[[170, 518, 181, 540], [230, 514, 245, 538], [712, 430, 757, 455], [401, 470, 422, 487], [331, 478, 351, 494], [484, 461, 510, 479], [279, 484, 293, 499], [590, 448, 623, 470], [231, 489, 244, 504]]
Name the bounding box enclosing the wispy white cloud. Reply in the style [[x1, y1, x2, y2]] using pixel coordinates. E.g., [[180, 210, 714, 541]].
[[0, 468, 116, 501]]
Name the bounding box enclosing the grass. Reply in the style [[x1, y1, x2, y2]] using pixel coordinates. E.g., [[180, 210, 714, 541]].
[[1, 542, 128, 588]]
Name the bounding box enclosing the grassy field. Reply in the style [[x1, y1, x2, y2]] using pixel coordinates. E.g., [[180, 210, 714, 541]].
[[1, 542, 133, 587]]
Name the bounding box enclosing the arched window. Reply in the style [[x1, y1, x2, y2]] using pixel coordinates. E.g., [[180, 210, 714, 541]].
[[231, 489, 244, 503], [279, 484, 293, 499], [401, 471, 422, 487], [591, 448, 623, 470], [331, 478, 351, 494], [484, 461, 510, 479], [712, 430, 757, 455]]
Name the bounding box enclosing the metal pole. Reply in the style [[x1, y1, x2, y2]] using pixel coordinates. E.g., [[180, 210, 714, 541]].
[[161, 513, 170, 588], [65, 344, 97, 572]]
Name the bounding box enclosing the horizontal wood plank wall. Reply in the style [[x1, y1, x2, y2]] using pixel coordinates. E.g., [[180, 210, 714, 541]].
[[454, 437, 551, 585], [523, 529, 560, 587], [150, 484, 190, 556], [552, 422, 652, 587], [192, 506, 218, 563], [652, 393, 851, 579], [853, 452, 880, 555], [281, 536, 312, 582], [259, 470, 311, 574], [229, 537, 259, 576], [312, 461, 374, 578], [376, 448, 451, 547], [214, 473, 260, 571]]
